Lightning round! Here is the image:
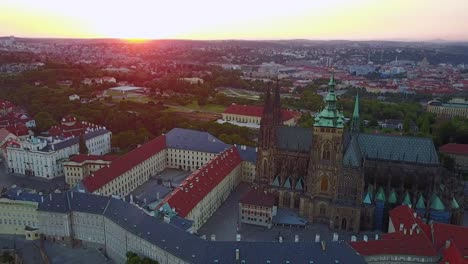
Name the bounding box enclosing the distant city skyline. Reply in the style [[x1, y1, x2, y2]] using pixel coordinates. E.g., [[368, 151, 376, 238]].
[[2, 0, 468, 41]]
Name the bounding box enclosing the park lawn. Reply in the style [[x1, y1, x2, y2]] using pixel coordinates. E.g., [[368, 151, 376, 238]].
[[184, 101, 226, 113]]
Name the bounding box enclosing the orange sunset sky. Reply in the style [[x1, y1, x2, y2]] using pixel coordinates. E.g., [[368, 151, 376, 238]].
[[1, 0, 467, 41]]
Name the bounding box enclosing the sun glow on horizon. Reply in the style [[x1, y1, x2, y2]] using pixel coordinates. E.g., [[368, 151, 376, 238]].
[[1, 0, 468, 41]]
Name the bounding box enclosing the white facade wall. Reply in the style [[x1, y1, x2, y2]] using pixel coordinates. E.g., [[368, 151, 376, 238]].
[[38, 210, 71, 243], [0, 198, 39, 235], [6, 131, 111, 179], [241, 161, 256, 183], [96, 150, 167, 196], [166, 148, 216, 171], [187, 164, 242, 231], [71, 211, 106, 245]]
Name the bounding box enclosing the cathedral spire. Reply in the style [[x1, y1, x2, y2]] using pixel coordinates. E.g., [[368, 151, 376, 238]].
[[351, 93, 360, 133], [272, 78, 282, 125], [314, 70, 344, 128]]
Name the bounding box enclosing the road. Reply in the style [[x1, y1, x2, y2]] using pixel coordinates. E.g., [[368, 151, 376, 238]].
[[0, 161, 67, 193]]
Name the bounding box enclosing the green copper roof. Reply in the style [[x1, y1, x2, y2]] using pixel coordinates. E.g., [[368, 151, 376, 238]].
[[416, 194, 426, 209], [272, 176, 280, 187], [363, 191, 372, 204], [402, 191, 412, 206], [451, 197, 460, 209], [388, 189, 398, 204], [351, 93, 360, 133], [295, 177, 304, 190], [375, 187, 386, 202], [314, 72, 345, 128], [357, 133, 439, 165], [284, 177, 292, 188], [159, 203, 177, 217], [429, 193, 437, 205], [430, 195, 445, 211]]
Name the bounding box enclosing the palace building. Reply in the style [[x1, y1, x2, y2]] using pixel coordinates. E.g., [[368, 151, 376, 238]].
[[255, 72, 465, 232]]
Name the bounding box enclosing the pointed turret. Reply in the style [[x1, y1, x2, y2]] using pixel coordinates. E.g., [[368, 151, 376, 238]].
[[402, 191, 412, 206], [430, 195, 445, 211], [259, 86, 275, 149], [351, 93, 360, 134], [375, 187, 386, 202], [272, 78, 282, 126], [416, 194, 426, 209], [314, 70, 345, 128], [388, 189, 397, 204]]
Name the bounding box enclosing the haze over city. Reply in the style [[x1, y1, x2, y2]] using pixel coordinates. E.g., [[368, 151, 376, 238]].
[[2, 0, 468, 41]]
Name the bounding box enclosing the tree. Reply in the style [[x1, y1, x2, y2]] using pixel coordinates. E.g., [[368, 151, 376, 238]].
[[34, 111, 56, 132], [78, 134, 88, 154], [403, 117, 411, 134]]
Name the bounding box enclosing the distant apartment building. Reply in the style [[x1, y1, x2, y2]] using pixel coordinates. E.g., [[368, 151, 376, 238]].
[[63, 154, 117, 188], [427, 98, 468, 118], [239, 189, 277, 228], [439, 143, 468, 173], [7, 129, 111, 179], [221, 104, 300, 127]]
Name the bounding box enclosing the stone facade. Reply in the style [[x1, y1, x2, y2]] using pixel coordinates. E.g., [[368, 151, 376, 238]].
[[256, 73, 464, 232]]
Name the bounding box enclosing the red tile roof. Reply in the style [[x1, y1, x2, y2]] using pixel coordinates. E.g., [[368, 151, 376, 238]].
[[82, 135, 166, 193], [240, 188, 275, 207], [433, 223, 468, 258], [223, 104, 300, 122], [160, 146, 242, 217], [69, 154, 118, 163], [350, 231, 437, 257], [351, 205, 468, 260], [440, 241, 468, 264], [439, 143, 468, 155]]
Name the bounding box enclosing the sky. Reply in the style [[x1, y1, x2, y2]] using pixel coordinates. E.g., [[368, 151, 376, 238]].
[[1, 0, 468, 41]]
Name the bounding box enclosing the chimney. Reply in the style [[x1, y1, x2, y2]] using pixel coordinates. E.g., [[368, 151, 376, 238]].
[[410, 229, 413, 235], [255, 147, 258, 152], [278, 236, 283, 243], [332, 233, 338, 242], [49, 193, 52, 201], [235, 249, 240, 261], [399, 223, 404, 231], [416, 228, 421, 234], [321, 241, 326, 251], [157, 192, 160, 200], [143, 197, 147, 204], [363, 235, 368, 242], [294, 235, 299, 242], [351, 235, 357, 242], [130, 194, 134, 204], [201, 235, 206, 240], [70, 192, 74, 199], [413, 212, 417, 218], [236, 234, 241, 241], [211, 234, 216, 241], [403, 228, 407, 235], [315, 234, 320, 243], [41, 196, 44, 203], [375, 234, 379, 240], [445, 240, 451, 249]]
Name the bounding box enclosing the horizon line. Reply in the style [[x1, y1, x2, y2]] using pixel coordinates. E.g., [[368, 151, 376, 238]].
[[2, 35, 468, 43]]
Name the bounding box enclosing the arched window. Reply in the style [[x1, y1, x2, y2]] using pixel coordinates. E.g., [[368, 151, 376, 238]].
[[321, 176, 329, 192], [322, 143, 331, 160], [319, 204, 326, 215]]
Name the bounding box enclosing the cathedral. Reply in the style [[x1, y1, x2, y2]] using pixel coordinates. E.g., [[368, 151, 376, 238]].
[[255, 72, 464, 232]]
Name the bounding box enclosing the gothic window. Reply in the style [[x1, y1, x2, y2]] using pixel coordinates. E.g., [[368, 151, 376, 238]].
[[321, 176, 329, 192], [319, 204, 326, 215], [322, 143, 331, 160]]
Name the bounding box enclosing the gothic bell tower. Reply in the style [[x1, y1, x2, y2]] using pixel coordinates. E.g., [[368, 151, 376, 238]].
[[302, 71, 346, 223], [255, 82, 282, 186]]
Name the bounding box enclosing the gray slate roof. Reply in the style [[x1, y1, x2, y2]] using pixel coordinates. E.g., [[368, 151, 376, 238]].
[[41, 129, 110, 152], [276, 126, 312, 153], [37, 191, 364, 263], [236, 145, 257, 163], [357, 133, 439, 165], [165, 128, 230, 154]]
